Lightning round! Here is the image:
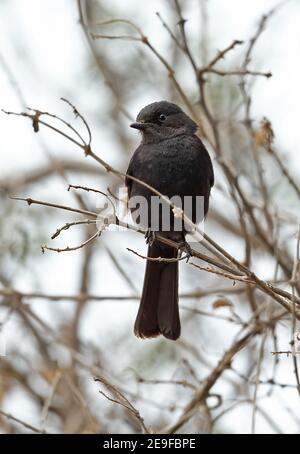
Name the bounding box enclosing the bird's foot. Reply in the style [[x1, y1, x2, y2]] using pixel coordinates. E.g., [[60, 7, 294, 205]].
[[145, 229, 156, 246], [178, 240, 193, 262]]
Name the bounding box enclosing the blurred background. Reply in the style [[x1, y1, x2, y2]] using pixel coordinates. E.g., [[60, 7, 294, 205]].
[[0, 0, 300, 434]]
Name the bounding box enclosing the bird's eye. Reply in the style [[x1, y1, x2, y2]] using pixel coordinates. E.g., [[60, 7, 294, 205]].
[[159, 113, 166, 122]]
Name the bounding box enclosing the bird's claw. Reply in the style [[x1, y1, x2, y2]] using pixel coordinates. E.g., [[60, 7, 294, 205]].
[[145, 229, 155, 246], [178, 241, 193, 262]]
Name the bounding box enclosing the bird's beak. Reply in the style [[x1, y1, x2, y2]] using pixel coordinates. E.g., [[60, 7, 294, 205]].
[[130, 122, 149, 131]]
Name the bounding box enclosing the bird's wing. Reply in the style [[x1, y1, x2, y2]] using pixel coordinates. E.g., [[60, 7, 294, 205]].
[[205, 146, 214, 188], [195, 136, 214, 188]]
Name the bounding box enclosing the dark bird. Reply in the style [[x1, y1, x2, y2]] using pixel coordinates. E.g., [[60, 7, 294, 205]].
[[126, 101, 214, 340]]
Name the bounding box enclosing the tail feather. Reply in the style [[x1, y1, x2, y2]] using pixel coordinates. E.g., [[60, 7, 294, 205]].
[[134, 240, 180, 340], [157, 261, 179, 340]]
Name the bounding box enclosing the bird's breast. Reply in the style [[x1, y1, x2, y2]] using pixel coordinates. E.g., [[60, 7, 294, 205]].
[[134, 142, 198, 197]]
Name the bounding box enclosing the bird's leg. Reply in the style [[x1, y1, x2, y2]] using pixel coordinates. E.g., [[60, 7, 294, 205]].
[[145, 229, 156, 246], [178, 240, 193, 262]]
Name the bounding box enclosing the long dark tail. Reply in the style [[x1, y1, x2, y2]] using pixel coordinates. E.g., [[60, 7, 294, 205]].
[[134, 240, 180, 340]]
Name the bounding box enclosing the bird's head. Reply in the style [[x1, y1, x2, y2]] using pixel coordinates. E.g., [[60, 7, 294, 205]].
[[130, 101, 197, 143]]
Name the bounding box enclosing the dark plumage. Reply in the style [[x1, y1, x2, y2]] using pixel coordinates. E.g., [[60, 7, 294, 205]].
[[126, 101, 214, 340]]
